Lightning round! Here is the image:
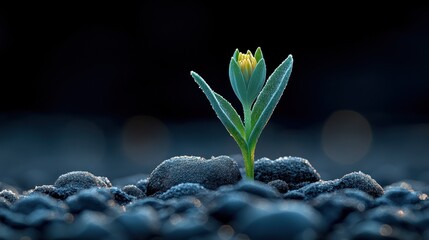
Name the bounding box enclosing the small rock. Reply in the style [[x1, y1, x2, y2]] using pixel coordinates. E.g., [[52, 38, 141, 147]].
[[254, 157, 321, 189], [283, 191, 306, 200], [158, 183, 209, 200], [311, 191, 370, 226], [69, 211, 113, 239], [0, 197, 12, 209], [110, 187, 135, 205], [236, 201, 325, 240], [376, 187, 421, 206], [162, 214, 216, 240], [340, 189, 376, 208], [122, 185, 145, 199], [147, 156, 241, 195], [268, 180, 289, 193], [229, 180, 282, 199], [293, 171, 383, 200], [12, 194, 67, 215], [66, 188, 113, 214], [30, 185, 56, 197], [340, 172, 384, 198], [136, 178, 149, 194], [209, 192, 253, 224], [169, 197, 204, 214], [111, 207, 160, 239], [53, 171, 112, 199], [0, 190, 19, 204], [294, 179, 342, 200]]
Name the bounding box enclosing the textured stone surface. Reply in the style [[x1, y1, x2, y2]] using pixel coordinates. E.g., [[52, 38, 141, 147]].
[[146, 156, 241, 195], [254, 157, 321, 189]]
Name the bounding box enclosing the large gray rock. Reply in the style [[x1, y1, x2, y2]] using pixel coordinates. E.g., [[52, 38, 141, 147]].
[[147, 156, 242, 196], [254, 157, 321, 189]]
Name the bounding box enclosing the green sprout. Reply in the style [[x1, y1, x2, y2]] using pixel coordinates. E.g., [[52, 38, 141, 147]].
[[191, 48, 293, 179]]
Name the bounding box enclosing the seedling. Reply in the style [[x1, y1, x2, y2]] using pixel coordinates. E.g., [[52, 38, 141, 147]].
[[191, 48, 293, 179]]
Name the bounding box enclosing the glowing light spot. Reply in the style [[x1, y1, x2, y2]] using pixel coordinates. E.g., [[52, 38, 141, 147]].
[[192, 198, 202, 208], [65, 213, 74, 223], [396, 209, 405, 217], [419, 193, 428, 200], [122, 116, 170, 165], [379, 224, 393, 236], [217, 225, 235, 239], [322, 110, 372, 164], [169, 214, 182, 225]]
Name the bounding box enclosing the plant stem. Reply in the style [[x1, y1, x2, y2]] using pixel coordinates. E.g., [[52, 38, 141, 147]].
[[243, 105, 254, 179]]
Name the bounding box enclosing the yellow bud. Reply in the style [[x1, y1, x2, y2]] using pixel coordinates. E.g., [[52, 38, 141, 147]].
[[237, 50, 257, 81]]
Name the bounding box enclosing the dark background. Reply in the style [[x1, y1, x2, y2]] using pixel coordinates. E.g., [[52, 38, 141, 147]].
[[0, 2, 428, 189]]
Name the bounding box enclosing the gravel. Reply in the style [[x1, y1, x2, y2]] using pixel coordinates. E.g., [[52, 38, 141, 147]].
[[0, 155, 427, 239]]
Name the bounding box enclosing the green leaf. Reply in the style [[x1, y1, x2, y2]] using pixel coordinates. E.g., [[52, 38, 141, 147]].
[[246, 59, 266, 106], [249, 55, 293, 148], [255, 47, 263, 62], [228, 58, 247, 104], [191, 71, 246, 147], [233, 49, 239, 61]]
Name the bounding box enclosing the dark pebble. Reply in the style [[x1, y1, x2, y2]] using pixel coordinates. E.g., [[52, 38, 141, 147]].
[[209, 192, 253, 224], [69, 211, 113, 239], [111, 206, 160, 239], [268, 179, 289, 193], [136, 178, 149, 194], [110, 187, 135, 205], [30, 185, 56, 197], [3, 194, 68, 229], [158, 183, 209, 200], [376, 187, 421, 206], [12, 194, 66, 215], [122, 185, 145, 199], [254, 156, 321, 189], [147, 156, 242, 195], [53, 171, 112, 199], [283, 191, 306, 200], [228, 180, 282, 199], [168, 197, 204, 214], [311, 191, 371, 226], [66, 188, 115, 214], [340, 171, 384, 198], [0, 190, 19, 204], [340, 188, 376, 208], [293, 171, 383, 200], [0, 197, 12, 209], [293, 179, 342, 200], [236, 201, 325, 240]]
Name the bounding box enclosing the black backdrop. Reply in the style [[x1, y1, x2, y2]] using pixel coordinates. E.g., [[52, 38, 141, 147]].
[[1, 2, 428, 124]]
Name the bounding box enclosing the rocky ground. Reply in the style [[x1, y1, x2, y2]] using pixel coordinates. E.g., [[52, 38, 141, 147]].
[[0, 156, 428, 239]]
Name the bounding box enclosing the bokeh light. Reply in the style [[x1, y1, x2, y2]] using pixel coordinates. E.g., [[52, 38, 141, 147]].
[[122, 115, 170, 166], [322, 110, 372, 164]]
